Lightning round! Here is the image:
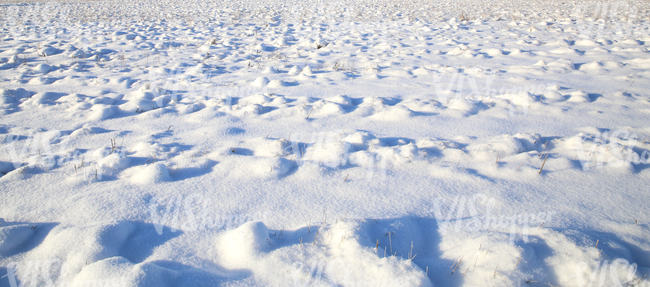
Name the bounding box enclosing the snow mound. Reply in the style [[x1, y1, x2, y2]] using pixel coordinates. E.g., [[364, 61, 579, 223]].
[[313, 102, 346, 117], [328, 94, 353, 105], [69, 257, 178, 287], [499, 91, 536, 106], [251, 77, 269, 87], [467, 133, 541, 160], [88, 105, 118, 121], [217, 221, 271, 268], [446, 98, 478, 116], [567, 91, 590, 103], [216, 219, 433, 286], [267, 80, 285, 88], [287, 65, 302, 75], [239, 94, 271, 106], [370, 106, 413, 121], [131, 163, 172, 184], [543, 91, 565, 103], [262, 66, 277, 74], [301, 66, 313, 75]]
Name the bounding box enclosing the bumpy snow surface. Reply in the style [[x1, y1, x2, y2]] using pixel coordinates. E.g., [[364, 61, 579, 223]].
[[1, 0, 650, 286]]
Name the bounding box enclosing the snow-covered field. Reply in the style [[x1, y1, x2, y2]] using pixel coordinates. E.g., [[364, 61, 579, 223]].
[[1, 0, 650, 285]]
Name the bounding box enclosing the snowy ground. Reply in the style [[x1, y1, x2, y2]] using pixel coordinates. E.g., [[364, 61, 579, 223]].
[[1, 0, 650, 286]]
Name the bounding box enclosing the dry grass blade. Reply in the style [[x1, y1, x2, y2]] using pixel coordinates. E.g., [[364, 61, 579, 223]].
[[539, 154, 548, 174]]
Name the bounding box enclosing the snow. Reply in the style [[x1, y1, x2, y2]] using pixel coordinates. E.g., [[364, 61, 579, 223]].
[[1, 0, 650, 286]]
